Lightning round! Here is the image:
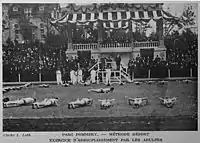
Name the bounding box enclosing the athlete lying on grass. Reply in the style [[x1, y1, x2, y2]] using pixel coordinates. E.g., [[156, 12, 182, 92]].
[[134, 81, 142, 85], [32, 97, 59, 109], [125, 96, 148, 108], [61, 82, 70, 87], [88, 87, 114, 93], [98, 99, 115, 110], [79, 80, 91, 86], [3, 83, 31, 94], [158, 80, 168, 85], [68, 98, 93, 109], [3, 86, 19, 94], [38, 84, 50, 88], [3, 97, 36, 108], [182, 79, 193, 84], [159, 97, 177, 108], [146, 81, 156, 85]]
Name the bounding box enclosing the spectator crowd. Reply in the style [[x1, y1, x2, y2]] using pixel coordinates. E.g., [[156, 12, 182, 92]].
[[3, 31, 198, 82]]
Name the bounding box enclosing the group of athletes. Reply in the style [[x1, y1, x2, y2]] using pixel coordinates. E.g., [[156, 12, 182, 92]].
[[3, 79, 193, 110]]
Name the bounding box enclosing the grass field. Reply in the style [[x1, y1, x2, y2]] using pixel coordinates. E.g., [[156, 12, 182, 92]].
[[3, 81, 198, 131]]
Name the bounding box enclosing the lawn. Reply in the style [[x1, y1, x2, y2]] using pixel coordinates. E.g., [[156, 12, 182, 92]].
[[3, 81, 198, 131]]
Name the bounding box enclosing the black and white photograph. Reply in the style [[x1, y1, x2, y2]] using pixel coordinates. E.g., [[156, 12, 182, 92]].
[[2, 2, 198, 132]]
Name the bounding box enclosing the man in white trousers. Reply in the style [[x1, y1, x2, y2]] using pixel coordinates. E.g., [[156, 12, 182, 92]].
[[90, 69, 96, 84], [105, 66, 111, 85], [70, 70, 77, 84], [56, 70, 62, 85], [78, 69, 83, 83]]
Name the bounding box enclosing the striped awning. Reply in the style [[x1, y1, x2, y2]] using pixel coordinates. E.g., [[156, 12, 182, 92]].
[[51, 10, 176, 29]]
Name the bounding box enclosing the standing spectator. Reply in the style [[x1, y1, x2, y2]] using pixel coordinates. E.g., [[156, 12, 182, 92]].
[[136, 54, 140, 62], [115, 54, 121, 70], [74, 56, 78, 70], [155, 55, 161, 63], [90, 56, 95, 66], [107, 56, 112, 68], [100, 55, 106, 71]]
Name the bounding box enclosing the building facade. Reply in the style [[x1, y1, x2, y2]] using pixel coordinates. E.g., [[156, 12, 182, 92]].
[[3, 3, 60, 44]]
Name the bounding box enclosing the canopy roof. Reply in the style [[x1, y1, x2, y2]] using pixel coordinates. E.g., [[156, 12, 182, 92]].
[[51, 4, 177, 30]]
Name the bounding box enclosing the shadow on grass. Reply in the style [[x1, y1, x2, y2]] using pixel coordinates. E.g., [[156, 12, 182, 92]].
[[3, 115, 197, 131]]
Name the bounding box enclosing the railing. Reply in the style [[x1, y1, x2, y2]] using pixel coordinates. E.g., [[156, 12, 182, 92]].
[[88, 62, 98, 72], [100, 43, 131, 48], [133, 41, 159, 48], [72, 43, 98, 50], [3, 67, 197, 84], [71, 41, 160, 51]]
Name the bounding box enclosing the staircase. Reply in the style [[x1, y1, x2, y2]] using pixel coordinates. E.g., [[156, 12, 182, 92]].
[[88, 60, 132, 83]]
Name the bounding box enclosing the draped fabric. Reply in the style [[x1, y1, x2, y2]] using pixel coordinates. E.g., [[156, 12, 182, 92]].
[[50, 10, 176, 30]]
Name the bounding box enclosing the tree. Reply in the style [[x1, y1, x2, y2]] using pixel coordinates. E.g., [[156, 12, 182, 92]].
[[181, 4, 196, 28]]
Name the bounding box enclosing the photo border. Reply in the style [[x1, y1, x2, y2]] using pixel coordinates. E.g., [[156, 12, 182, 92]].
[[1, 0, 199, 142]]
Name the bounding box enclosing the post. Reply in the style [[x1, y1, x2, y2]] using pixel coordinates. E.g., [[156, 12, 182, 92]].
[[97, 60, 99, 84], [98, 21, 103, 43], [102, 71, 104, 83], [148, 69, 151, 79], [96, 71, 99, 84], [168, 69, 171, 78], [39, 72, 42, 82], [119, 66, 122, 83], [156, 18, 165, 49], [97, 60, 100, 71], [190, 68, 192, 77], [18, 73, 21, 82]]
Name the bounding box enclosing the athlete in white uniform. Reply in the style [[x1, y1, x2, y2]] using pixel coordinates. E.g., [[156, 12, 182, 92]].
[[105, 67, 111, 85], [32, 97, 59, 109], [38, 84, 50, 88], [159, 97, 177, 108], [68, 98, 93, 109], [125, 96, 148, 108], [90, 69, 96, 84], [3, 99, 25, 108], [98, 99, 115, 109], [3, 97, 36, 108], [77, 69, 83, 83], [56, 70, 62, 85], [88, 87, 114, 93]]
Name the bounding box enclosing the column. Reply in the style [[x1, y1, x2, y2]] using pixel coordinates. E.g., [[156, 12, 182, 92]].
[[129, 20, 134, 60], [190, 68, 192, 77], [156, 19, 165, 48], [98, 21, 103, 43], [67, 23, 72, 49], [18, 73, 21, 82], [148, 69, 151, 79], [168, 69, 171, 78], [39, 72, 42, 82]]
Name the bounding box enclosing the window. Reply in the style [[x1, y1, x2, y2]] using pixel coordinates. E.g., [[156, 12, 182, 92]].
[[13, 7, 18, 11], [24, 8, 32, 18], [39, 6, 44, 11], [24, 8, 28, 13], [40, 29, 44, 34], [40, 23, 44, 29]]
